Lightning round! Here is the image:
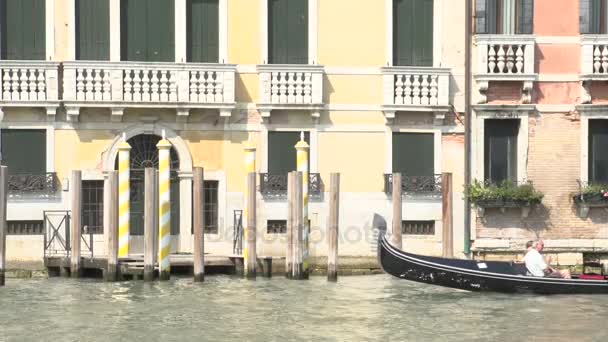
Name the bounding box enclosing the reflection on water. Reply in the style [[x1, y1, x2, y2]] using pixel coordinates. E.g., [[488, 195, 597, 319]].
[[1, 275, 608, 341]]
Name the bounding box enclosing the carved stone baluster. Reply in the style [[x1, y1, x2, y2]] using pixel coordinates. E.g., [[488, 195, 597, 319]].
[[394, 74, 404, 105], [11, 69, 19, 100], [404, 74, 412, 105], [2, 70, 11, 100], [19, 69, 29, 101], [37, 69, 46, 101], [76, 68, 85, 101], [205, 72, 214, 103], [199, 71, 207, 103], [271, 72, 279, 103], [102, 70, 111, 101], [29, 69, 38, 101], [94, 69, 103, 101], [515, 45, 524, 74], [295, 72, 303, 103], [189, 71, 198, 102], [496, 45, 506, 73], [412, 75, 421, 105], [279, 72, 288, 103], [506, 45, 515, 73], [151, 70, 160, 102], [214, 71, 224, 103], [85, 69, 94, 101], [594, 45, 602, 74], [420, 75, 430, 105], [287, 72, 296, 103], [133, 69, 143, 101], [124, 69, 133, 101], [487, 45, 497, 73], [602, 46, 608, 74], [168, 71, 177, 102], [303, 73, 312, 103], [430, 75, 438, 105], [142, 70, 151, 102], [159, 71, 168, 102]]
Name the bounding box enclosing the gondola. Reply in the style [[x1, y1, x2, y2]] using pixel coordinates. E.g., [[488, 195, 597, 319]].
[[378, 234, 608, 294]]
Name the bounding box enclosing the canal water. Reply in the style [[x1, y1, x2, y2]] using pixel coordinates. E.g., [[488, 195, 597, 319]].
[[1, 274, 608, 341]]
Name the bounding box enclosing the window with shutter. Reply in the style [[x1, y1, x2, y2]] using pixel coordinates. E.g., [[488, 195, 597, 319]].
[[1, 129, 46, 174], [0, 0, 45, 60], [475, 0, 533, 34], [484, 119, 519, 184], [188, 0, 219, 63], [393, 0, 433, 67], [76, 0, 110, 60], [121, 0, 175, 62], [589, 120, 608, 184], [268, 0, 308, 64], [581, 0, 606, 34], [268, 132, 310, 174], [392, 133, 434, 175]]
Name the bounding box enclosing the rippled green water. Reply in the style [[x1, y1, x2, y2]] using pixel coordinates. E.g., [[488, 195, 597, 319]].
[[1, 275, 608, 341]]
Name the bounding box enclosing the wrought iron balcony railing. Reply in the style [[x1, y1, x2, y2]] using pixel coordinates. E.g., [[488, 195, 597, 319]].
[[384, 174, 442, 195], [260, 173, 322, 198], [8, 172, 59, 195]]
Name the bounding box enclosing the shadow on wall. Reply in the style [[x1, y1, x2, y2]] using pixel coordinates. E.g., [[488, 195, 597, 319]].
[[479, 204, 553, 239]]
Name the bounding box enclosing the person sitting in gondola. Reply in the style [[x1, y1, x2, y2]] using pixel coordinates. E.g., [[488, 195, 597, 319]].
[[523, 240, 571, 279]]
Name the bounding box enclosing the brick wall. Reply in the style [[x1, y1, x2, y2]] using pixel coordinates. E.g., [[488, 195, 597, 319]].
[[486, 82, 522, 104], [477, 113, 608, 240]]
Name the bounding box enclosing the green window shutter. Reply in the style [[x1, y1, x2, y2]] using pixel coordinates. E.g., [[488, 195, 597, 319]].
[[393, 0, 433, 67], [121, 0, 174, 62], [1, 0, 45, 60], [268, 132, 310, 174], [188, 0, 219, 63], [589, 120, 608, 184], [269, 0, 308, 64], [484, 119, 519, 184], [76, 0, 110, 60], [392, 133, 434, 175], [1, 129, 46, 174]]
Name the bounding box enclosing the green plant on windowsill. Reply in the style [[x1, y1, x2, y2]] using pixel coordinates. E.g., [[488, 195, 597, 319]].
[[574, 183, 608, 204], [465, 180, 544, 208]]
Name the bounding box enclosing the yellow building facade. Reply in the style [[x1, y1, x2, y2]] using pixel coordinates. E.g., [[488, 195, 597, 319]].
[[0, 0, 465, 262]]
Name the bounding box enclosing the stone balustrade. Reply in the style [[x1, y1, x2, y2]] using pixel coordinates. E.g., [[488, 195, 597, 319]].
[[476, 35, 535, 77], [581, 36, 608, 78]]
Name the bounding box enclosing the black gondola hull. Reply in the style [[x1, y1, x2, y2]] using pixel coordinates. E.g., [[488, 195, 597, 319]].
[[379, 236, 608, 294]]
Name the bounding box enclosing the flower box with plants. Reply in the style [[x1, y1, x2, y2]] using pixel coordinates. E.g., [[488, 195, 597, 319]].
[[573, 183, 608, 218], [465, 180, 544, 218]]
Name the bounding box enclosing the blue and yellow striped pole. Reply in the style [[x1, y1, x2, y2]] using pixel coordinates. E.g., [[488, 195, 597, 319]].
[[157, 135, 172, 280], [243, 142, 257, 278], [118, 135, 131, 259], [295, 132, 310, 277]]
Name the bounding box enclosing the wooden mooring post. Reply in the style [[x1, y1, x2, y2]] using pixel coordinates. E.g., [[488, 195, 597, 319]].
[[442, 173, 454, 258], [327, 173, 340, 282], [105, 171, 119, 281], [0, 166, 7, 286], [390, 173, 403, 249], [70, 170, 82, 278], [292, 171, 304, 279], [244, 172, 257, 279], [193, 167, 205, 282], [144, 168, 156, 281], [286, 172, 295, 278]]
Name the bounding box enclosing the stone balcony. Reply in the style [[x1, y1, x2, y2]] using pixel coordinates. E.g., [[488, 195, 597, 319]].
[[381, 66, 450, 125], [62, 61, 236, 122], [257, 64, 324, 123], [580, 36, 608, 103], [474, 35, 536, 103], [0, 61, 60, 120]]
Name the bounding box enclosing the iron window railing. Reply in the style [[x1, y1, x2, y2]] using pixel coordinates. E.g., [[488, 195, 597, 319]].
[[402, 220, 435, 235], [8, 172, 59, 194], [7, 220, 44, 235], [384, 174, 443, 195], [260, 173, 322, 198]]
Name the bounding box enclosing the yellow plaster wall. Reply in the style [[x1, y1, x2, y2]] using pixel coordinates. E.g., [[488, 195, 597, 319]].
[[235, 74, 259, 104], [325, 75, 383, 105], [54, 130, 115, 180], [223, 131, 259, 192], [183, 131, 225, 171], [318, 132, 385, 192], [322, 110, 386, 126], [318, 0, 386, 66], [228, 0, 261, 64], [54, 0, 69, 61]]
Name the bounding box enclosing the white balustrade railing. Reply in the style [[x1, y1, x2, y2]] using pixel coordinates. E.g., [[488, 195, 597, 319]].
[[63, 62, 235, 105], [0, 61, 59, 103], [476, 35, 535, 76], [581, 36, 608, 77], [258, 65, 324, 106], [382, 67, 450, 108]]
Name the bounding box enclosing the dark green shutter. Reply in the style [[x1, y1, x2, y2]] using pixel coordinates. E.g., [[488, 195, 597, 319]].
[[76, 0, 110, 60], [268, 132, 310, 174], [393, 0, 433, 66], [121, 0, 174, 62], [484, 120, 519, 184], [392, 133, 434, 176], [1, 0, 45, 60], [268, 0, 308, 64], [589, 120, 608, 184], [188, 0, 219, 63], [1, 129, 46, 174]]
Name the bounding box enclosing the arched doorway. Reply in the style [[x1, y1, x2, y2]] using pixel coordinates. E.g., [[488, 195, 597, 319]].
[[115, 134, 180, 238]]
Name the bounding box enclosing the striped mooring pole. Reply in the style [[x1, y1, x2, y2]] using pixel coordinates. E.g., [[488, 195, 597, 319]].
[[118, 134, 131, 259], [243, 141, 256, 278], [295, 132, 310, 277], [157, 133, 172, 280]]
